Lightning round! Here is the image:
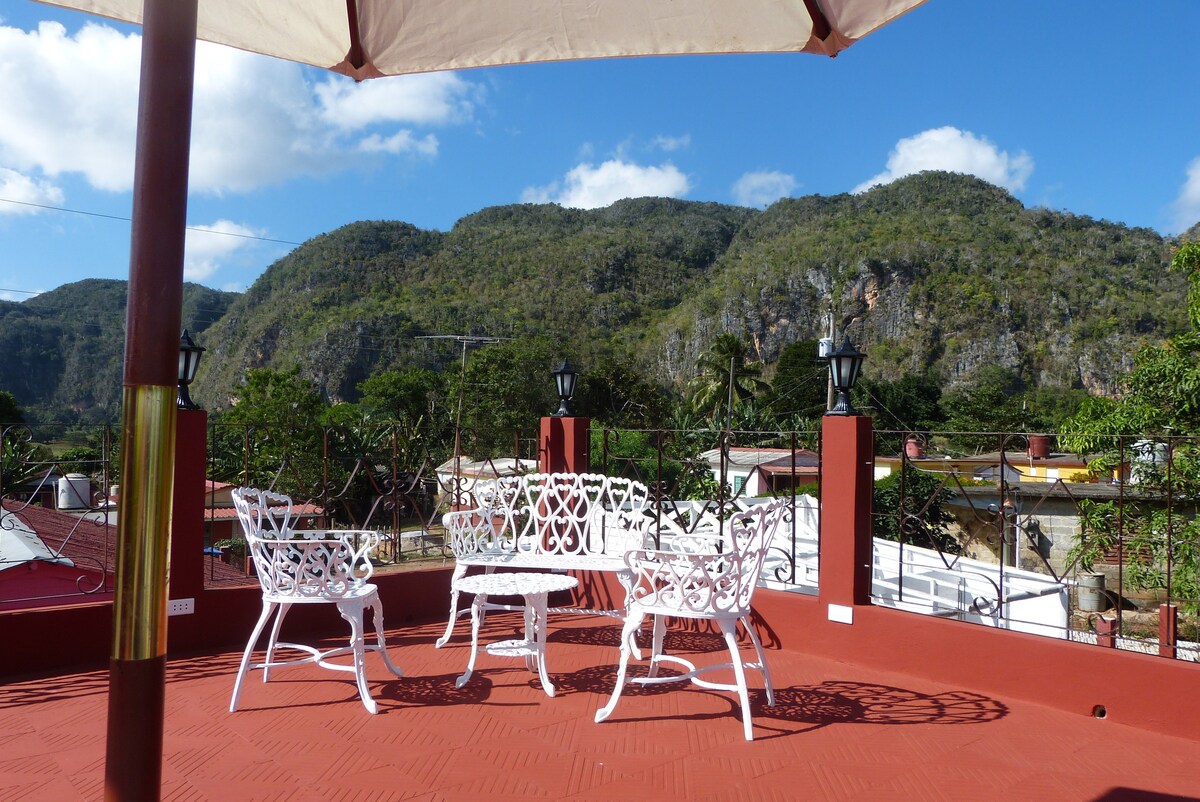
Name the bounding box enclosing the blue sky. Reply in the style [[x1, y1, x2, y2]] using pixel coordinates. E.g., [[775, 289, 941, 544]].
[[2, 1, 1199, 301]]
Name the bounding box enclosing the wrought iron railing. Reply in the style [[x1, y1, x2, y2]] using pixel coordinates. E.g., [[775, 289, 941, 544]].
[[4, 417, 1197, 663], [874, 430, 1199, 662]]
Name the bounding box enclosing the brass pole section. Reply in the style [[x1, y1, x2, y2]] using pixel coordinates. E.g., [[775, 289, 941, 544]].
[[104, 0, 197, 799]]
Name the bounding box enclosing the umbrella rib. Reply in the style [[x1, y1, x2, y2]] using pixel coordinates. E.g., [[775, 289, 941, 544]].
[[801, 0, 833, 42], [344, 0, 366, 69]]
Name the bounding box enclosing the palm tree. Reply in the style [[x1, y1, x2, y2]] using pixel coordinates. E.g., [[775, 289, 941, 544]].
[[688, 333, 769, 425]]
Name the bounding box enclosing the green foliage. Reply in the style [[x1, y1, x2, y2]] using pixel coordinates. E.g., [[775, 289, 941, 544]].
[[855, 374, 945, 453], [873, 465, 959, 553], [761, 339, 827, 419], [448, 339, 557, 457], [577, 354, 671, 428], [942, 367, 1029, 452], [356, 368, 445, 425], [212, 368, 330, 495], [0, 391, 24, 425], [0, 174, 1190, 429], [0, 280, 235, 424]]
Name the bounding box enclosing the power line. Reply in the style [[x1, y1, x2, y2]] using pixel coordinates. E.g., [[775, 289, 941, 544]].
[[0, 196, 303, 246]]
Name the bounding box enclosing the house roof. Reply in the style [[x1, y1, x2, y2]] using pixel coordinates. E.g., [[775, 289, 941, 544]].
[[699, 446, 820, 471], [1, 500, 115, 575]]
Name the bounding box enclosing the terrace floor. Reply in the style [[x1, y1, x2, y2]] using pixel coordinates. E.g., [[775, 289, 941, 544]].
[[3, 612, 1198, 801]]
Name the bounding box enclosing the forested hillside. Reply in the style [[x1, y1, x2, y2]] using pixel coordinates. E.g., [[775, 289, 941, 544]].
[[0, 172, 1189, 423]]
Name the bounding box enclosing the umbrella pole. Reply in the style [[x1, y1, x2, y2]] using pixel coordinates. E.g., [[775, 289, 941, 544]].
[[104, 0, 197, 800]]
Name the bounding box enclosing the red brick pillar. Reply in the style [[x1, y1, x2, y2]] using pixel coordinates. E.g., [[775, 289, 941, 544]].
[[819, 414, 875, 623], [539, 416, 590, 474], [169, 408, 207, 602]]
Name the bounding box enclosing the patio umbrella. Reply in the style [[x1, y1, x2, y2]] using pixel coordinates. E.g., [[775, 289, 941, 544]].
[[33, 0, 928, 799], [42, 0, 927, 76]]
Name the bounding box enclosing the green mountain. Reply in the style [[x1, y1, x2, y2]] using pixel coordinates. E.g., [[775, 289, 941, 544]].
[[0, 280, 237, 423], [0, 172, 1189, 423]]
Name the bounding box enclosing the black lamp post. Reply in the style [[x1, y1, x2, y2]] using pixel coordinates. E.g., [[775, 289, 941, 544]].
[[177, 329, 205, 410], [551, 359, 579, 417], [825, 336, 865, 416]]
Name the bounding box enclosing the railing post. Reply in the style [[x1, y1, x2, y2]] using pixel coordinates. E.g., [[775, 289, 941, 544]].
[[1159, 603, 1178, 659], [539, 416, 590, 473], [819, 414, 875, 622]]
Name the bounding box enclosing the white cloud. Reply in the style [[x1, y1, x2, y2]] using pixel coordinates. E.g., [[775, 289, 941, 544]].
[[651, 134, 691, 152], [0, 22, 141, 191], [0, 20, 482, 197], [358, 131, 439, 156], [314, 72, 478, 129], [1168, 156, 1200, 234], [522, 160, 690, 209], [853, 127, 1033, 194], [184, 220, 262, 282], [733, 171, 797, 208], [0, 167, 64, 214]]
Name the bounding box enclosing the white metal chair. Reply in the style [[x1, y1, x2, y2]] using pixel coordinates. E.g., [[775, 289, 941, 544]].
[[595, 497, 789, 740], [229, 487, 403, 714]]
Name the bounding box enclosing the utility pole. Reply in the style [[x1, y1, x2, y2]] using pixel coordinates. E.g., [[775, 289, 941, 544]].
[[826, 304, 837, 413]]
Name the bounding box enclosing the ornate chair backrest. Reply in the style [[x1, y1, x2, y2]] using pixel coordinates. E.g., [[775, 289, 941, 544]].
[[232, 487, 374, 599], [626, 496, 790, 618]]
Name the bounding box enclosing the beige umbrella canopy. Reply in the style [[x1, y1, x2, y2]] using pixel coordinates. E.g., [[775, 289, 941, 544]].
[[41, 0, 927, 77], [32, 0, 927, 799]]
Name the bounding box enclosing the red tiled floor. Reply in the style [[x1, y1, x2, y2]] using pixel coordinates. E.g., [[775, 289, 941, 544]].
[[3, 612, 1198, 801]]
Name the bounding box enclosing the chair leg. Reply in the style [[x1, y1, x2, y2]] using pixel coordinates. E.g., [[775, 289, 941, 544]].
[[741, 614, 774, 707], [594, 610, 644, 724], [337, 600, 377, 714], [436, 563, 470, 647], [719, 618, 755, 741], [230, 600, 276, 712], [262, 601, 292, 683], [368, 595, 404, 678]]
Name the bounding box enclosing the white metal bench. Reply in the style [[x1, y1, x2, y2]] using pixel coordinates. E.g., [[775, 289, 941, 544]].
[[437, 472, 654, 647]]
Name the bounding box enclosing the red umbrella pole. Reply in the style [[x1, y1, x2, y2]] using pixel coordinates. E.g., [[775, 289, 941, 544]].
[[104, 0, 197, 799]]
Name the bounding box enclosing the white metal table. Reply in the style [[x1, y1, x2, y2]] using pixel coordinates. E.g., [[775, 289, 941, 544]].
[[453, 571, 579, 697]]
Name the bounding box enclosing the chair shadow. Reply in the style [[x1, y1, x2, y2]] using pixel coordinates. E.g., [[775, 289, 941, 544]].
[[548, 622, 755, 654]]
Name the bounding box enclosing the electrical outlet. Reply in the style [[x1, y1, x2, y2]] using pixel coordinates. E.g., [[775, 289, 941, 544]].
[[167, 598, 195, 616]]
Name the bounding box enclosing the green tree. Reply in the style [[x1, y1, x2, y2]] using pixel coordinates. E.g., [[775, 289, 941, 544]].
[[688, 333, 768, 424], [213, 368, 330, 495], [762, 339, 827, 420], [448, 339, 558, 457], [1055, 242, 1200, 610], [0, 391, 25, 425], [577, 354, 671, 429], [873, 464, 959, 553], [855, 374, 945, 454], [943, 366, 1029, 452], [357, 368, 445, 425]]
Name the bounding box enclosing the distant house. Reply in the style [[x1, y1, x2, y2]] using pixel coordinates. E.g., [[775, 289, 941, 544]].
[[875, 450, 1095, 484], [202, 481, 324, 546], [700, 447, 819, 497]]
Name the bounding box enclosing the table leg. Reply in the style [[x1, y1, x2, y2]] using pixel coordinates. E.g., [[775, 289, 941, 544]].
[[528, 592, 556, 697]]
